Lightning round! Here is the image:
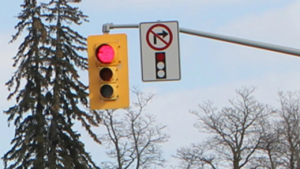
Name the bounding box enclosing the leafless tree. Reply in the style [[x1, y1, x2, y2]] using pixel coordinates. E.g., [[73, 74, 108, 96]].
[[252, 91, 300, 169], [98, 88, 170, 169], [176, 87, 270, 169], [250, 119, 283, 169], [275, 91, 300, 169], [174, 142, 217, 169]]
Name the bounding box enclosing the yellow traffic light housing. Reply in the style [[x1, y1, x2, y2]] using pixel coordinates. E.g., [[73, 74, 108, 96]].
[[87, 34, 129, 110]]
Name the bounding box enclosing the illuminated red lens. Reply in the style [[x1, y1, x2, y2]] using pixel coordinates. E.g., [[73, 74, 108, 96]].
[[96, 44, 114, 63], [156, 53, 165, 61]]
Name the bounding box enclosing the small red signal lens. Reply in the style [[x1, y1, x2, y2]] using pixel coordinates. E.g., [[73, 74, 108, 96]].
[[96, 44, 114, 63], [156, 53, 165, 61]]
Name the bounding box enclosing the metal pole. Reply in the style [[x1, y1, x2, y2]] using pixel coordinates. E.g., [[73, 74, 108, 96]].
[[102, 23, 300, 57], [180, 27, 300, 57], [102, 23, 139, 34]]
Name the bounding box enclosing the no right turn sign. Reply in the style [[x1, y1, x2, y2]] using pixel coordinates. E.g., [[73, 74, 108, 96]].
[[139, 21, 181, 82]]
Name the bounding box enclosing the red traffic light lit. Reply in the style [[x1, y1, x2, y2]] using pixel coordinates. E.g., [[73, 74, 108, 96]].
[[96, 44, 115, 63]]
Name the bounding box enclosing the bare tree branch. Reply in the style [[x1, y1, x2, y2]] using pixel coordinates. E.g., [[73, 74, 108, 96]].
[[181, 87, 270, 169], [98, 88, 169, 169]]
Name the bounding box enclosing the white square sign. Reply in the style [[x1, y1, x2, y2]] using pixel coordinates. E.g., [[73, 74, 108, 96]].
[[139, 21, 181, 82]]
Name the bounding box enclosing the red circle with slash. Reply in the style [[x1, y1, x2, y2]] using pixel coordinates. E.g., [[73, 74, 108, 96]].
[[146, 24, 173, 51]]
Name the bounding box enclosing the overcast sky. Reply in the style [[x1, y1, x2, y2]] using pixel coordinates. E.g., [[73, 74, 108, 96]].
[[1, 0, 300, 168]]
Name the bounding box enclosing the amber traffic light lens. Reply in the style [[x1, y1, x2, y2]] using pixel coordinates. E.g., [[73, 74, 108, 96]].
[[100, 85, 113, 98], [99, 67, 113, 81]]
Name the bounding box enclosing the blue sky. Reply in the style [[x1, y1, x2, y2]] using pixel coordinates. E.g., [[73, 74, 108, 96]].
[[1, 0, 300, 168]]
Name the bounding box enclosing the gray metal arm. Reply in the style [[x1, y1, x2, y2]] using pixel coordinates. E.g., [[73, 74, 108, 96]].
[[102, 23, 139, 33], [102, 23, 300, 57]]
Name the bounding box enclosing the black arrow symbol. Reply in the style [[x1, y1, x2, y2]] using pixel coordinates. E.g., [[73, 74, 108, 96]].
[[157, 30, 168, 38], [153, 30, 169, 44]]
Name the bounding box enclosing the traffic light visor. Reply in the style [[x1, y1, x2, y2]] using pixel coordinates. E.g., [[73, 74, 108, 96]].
[[96, 44, 115, 63]]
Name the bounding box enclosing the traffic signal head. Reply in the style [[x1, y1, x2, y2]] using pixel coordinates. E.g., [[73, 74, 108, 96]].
[[155, 52, 166, 79], [87, 34, 129, 110]]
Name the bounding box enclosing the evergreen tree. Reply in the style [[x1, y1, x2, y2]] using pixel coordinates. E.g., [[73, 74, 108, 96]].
[[2, 0, 101, 168]]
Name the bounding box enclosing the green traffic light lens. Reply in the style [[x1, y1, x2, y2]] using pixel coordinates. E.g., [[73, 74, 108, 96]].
[[100, 85, 113, 98]]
